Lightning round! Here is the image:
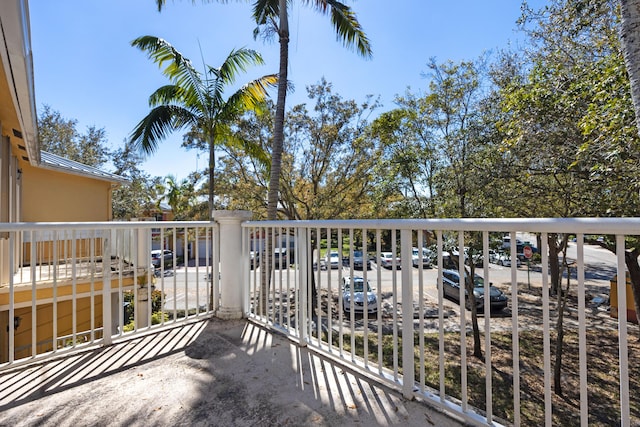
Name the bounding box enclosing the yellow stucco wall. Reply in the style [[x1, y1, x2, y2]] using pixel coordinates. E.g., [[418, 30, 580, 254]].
[[21, 163, 113, 222], [0, 276, 138, 363], [0, 296, 104, 363]]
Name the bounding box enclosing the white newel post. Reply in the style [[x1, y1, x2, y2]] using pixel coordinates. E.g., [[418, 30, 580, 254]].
[[213, 210, 252, 319]]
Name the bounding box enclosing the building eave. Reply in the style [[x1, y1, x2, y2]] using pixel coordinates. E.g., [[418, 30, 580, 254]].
[[0, 0, 38, 164]]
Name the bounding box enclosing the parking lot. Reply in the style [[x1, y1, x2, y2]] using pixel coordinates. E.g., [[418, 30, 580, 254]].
[[299, 242, 618, 333], [161, 242, 618, 332]]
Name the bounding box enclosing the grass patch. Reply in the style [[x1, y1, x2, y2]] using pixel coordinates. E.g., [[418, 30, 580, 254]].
[[330, 327, 639, 426]]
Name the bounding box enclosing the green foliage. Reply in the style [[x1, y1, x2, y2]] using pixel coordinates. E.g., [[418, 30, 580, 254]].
[[38, 105, 111, 168], [369, 57, 489, 219], [123, 289, 166, 328], [217, 80, 383, 220], [111, 139, 165, 219], [130, 36, 277, 217]]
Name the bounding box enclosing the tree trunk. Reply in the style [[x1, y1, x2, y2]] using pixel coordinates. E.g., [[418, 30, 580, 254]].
[[618, 0, 640, 338], [548, 234, 561, 295], [266, 0, 289, 221], [620, 0, 640, 138], [208, 135, 215, 220], [260, 0, 289, 315], [553, 256, 571, 396], [467, 264, 482, 359], [624, 249, 640, 339]]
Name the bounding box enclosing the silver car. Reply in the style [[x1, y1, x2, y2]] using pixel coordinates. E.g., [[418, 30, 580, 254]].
[[379, 252, 401, 269], [151, 249, 173, 269], [341, 276, 378, 314]]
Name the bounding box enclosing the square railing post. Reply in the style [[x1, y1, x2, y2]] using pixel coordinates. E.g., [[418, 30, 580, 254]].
[[400, 229, 415, 398], [102, 232, 112, 345], [297, 228, 309, 345], [135, 226, 151, 329], [213, 210, 253, 319]]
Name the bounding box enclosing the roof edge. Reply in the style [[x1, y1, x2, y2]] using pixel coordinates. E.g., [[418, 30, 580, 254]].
[[38, 151, 130, 184]]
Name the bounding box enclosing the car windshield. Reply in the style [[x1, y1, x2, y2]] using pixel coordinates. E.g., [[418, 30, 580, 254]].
[[472, 274, 485, 287], [353, 250, 363, 257], [346, 280, 369, 293], [447, 270, 486, 288]]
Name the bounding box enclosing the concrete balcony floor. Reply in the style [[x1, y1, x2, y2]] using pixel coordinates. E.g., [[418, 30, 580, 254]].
[[0, 319, 463, 426]]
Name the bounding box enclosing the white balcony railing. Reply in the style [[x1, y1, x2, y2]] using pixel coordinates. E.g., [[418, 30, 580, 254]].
[[1, 216, 637, 426], [243, 218, 639, 426], [0, 221, 218, 369]]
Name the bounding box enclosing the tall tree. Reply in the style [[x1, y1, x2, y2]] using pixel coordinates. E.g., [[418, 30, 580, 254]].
[[279, 79, 380, 220], [619, 0, 640, 137], [424, 58, 488, 218], [111, 140, 163, 220], [510, 0, 640, 391], [251, 0, 372, 220], [216, 80, 380, 220], [129, 36, 276, 219], [153, 1, 371, 220], [369, 95, 439, 219], [38, 105, 110, 168]]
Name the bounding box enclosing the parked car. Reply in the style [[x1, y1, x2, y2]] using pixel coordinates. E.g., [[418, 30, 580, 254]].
[[273, 247, 291, 269], [488, 249, 498, 264], [450, 248, 469, 265], [325, 251, 341, 269], [351, 250, 372, 270], [412, 247, 432, 268], [341, 276, 378, 314], [440, 269, 508, 311], [502, 236, 523, 250], [379, 252, 401, 269], [151, 249, 173, 269], [250, 251, 260, 270], [496, 253, 521, 267]]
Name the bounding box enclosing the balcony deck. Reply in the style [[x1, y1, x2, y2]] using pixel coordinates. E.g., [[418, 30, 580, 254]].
[[0, 318, 463, 426]]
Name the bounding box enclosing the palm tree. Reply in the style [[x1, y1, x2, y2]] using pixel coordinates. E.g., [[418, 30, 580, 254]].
[[130, 36, 277, 219], [620, 0, 640, 138], [617, 0, 640, 339], [251, 0, 371, 220], [152, 1, 370, 315], [153, 0, 371, 220], [250, 1, 371, 314]]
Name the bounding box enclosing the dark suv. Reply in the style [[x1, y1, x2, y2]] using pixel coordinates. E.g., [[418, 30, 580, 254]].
[[441, 269, 507, 311]]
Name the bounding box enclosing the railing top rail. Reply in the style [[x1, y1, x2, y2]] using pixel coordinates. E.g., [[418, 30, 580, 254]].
[[243, 217, 640, 234], [0, 221, 214, 232]]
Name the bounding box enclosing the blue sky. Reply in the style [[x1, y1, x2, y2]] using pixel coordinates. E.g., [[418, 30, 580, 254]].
[[29, 0, 544, 180]]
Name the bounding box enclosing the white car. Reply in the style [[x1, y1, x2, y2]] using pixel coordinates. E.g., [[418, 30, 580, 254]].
[[379, 252, 401, 269], [496, 253, 521, 267], [325, 251, 341, 269], [412, 247, 432, 268]]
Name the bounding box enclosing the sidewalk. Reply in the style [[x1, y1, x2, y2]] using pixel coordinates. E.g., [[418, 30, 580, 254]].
[[0, 318, 464, 426]]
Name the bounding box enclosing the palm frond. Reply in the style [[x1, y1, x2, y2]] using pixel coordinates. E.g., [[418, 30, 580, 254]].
[[225, 74, 278, 113], [300, 0, 372, 58], [130, 105, 197, 155], [326, 1, 372, 58], [252, 0, 278, 26], [222, 130, 271, 168], [218, 48, 266, 84], [148, 85, 185, 106], [131, 36, 209, 109]]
